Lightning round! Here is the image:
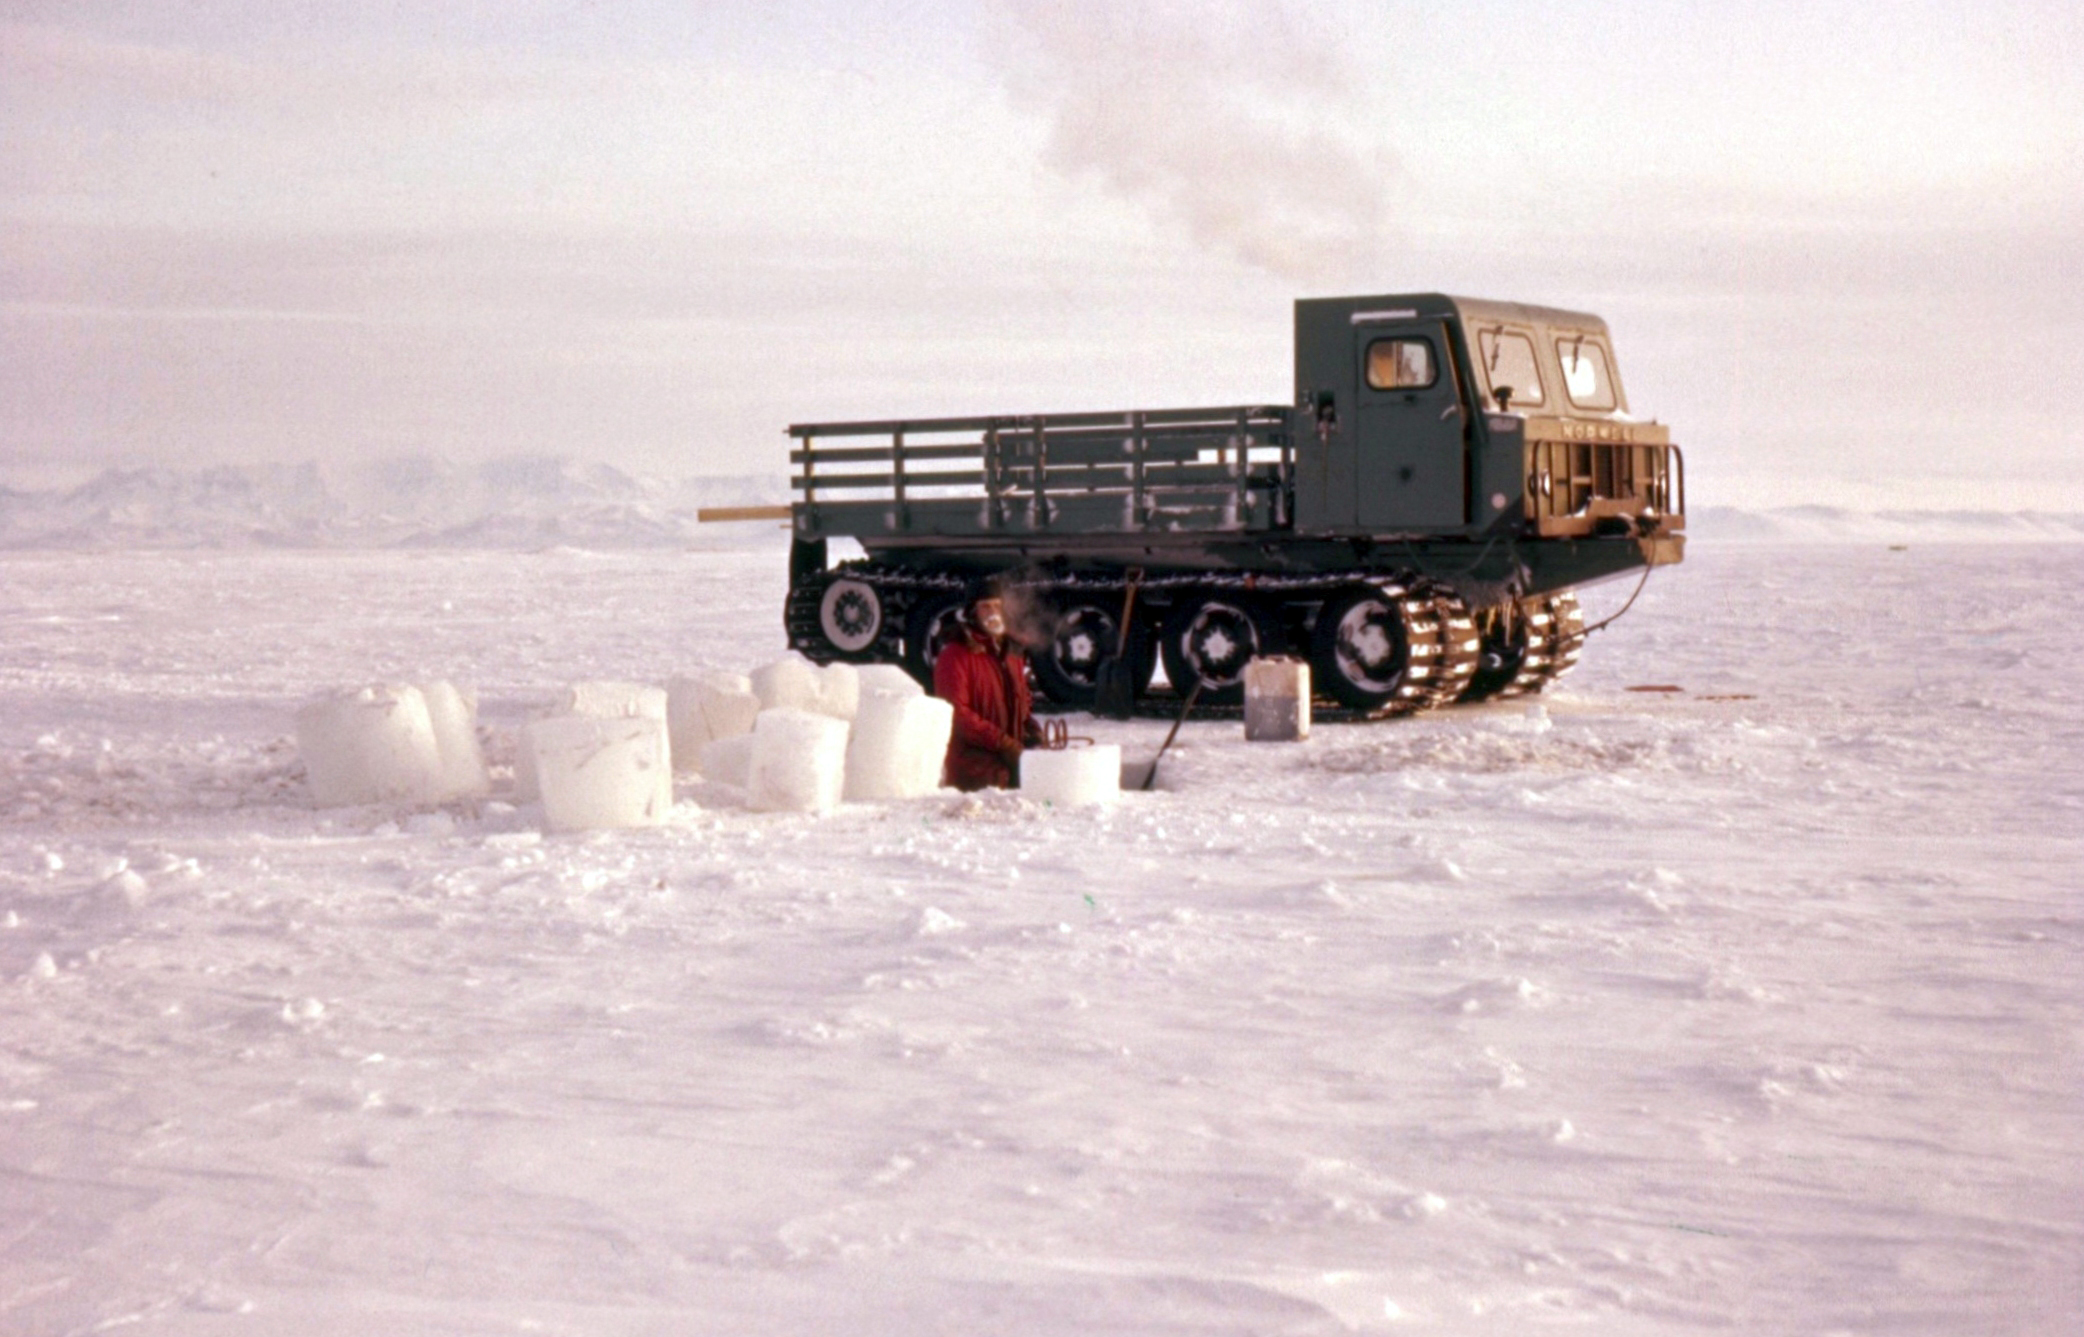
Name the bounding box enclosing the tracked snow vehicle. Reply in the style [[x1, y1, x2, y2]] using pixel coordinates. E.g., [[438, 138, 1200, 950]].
[[780, 294, 1684, 712]]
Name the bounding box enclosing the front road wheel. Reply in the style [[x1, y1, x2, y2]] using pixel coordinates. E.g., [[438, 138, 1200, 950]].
[[1308, 585, 1421, 711]]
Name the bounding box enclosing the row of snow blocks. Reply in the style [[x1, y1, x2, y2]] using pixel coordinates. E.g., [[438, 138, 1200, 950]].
[[667, 670, 760, 771], [844, 692, 954, 801], [1020, 744, 1123, 806], [1243, 656, 1312, 742], [296, 682, 489, 808], [512, 681, 667, 803], [747, 708, 850, 814], [526, 714, 673, 831], [751, 654, 876, 721]]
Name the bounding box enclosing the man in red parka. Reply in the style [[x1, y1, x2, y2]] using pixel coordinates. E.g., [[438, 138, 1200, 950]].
[[933, 585, 1042, 791]]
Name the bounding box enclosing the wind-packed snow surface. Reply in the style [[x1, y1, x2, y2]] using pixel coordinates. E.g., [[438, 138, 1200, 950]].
[[1, 540, 2078, 1334]]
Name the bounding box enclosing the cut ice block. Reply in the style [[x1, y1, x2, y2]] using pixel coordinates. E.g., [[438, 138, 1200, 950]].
[[557, 681, 667, 722], [526, 714, 672, 832], [1243, 656, 1311, 742], [747, 708, 850, 814], [844, 693, 954, 800], [698, 675, 761, 740], [1020, 744, 1123, 806], [751, 656, 822, 713], [813, 662, 860, 721], [667, 671, 754, 770], [857, 664, 924, 699], [699, 732, 757, 788], [517, 680, 671, 800], [666, 676, 707, 769], [420, 680, 490, 800], [296, 685, 444, 807], [751, 656, 861, 721]]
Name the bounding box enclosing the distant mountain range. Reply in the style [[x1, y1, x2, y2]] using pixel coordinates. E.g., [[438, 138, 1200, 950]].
[[0, 460, 2076, 549], [0, 456, 787, 550], [1685, 505, 2084, 544]]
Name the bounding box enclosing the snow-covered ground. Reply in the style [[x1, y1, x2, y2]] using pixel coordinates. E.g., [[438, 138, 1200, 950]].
[[2, 538, 2078, 1334]]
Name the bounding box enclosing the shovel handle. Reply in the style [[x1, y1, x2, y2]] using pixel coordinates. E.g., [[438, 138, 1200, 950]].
[[1141, 679, 1202, 790], [1116, 569, 1143, 658]]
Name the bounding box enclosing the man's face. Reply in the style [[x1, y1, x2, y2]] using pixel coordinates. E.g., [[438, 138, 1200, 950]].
[[974, 597, 1007, 638]]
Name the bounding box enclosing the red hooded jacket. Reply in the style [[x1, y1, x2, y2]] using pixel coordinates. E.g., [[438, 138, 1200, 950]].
[[933, 626, 1036, 791]]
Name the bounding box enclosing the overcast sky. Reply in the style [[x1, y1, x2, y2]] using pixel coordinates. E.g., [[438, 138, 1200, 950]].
[[4, 1, 2080, 507]]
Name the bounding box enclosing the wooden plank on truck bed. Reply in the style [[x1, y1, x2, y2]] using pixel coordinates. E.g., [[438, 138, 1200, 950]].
[[697, 505, 792, 523]]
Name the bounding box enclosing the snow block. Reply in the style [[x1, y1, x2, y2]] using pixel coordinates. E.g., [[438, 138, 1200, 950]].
[[666, 676, 708, 767], [751, 655, 823, 713], [857, 663, 924, 700], [525, 714, 672, 832], [698, 674, 761, 739], [813, 661, 861, 722], [420, 680, 490, 800], [747, 708, 850, 814], [844, 693, 954, 800], [516, 680, 671, 800], [1020, 744, 1123, 806], [668, 671, 756, 770], [1243, 656, 1311, 742], [295, 685, 444, 808], [751, 655, 861, 721], [557, 681, 668, 723], [699, 732, 758, 788]]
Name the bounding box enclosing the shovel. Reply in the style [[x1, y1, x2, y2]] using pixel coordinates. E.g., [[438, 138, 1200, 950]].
[[1092, 569, 1142, 721]]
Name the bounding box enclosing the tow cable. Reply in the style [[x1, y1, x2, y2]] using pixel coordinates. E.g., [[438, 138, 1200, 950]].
[[1582, 563, 1654, 637]]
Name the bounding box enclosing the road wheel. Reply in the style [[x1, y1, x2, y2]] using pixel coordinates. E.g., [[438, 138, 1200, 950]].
[[1159, 594, 1279, 706], [1032, 598, 1153, 707], [1309, 584, 1424, 711], [817, 577, 884, 656], [1459, 592, 1583, 702], [902, 590, 968, 688], [1463, 599, 1524, 702]]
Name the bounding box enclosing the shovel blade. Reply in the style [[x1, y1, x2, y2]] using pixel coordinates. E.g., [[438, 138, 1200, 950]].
[[1093, 658, 1137, 720]]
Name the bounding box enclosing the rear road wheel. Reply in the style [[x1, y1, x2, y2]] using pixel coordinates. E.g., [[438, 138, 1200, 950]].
[[817, 577, 884, 656]]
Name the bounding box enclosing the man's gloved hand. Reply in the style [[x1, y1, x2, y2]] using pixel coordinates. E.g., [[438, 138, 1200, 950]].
[[998, 735, 1024, 766]]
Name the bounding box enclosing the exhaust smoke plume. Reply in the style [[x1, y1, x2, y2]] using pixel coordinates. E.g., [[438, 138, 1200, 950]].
[[985, 1, 1396, 284], [995, 571, 1060, 655]]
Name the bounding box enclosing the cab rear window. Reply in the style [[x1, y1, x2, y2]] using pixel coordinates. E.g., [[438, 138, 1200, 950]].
[[1476, 329, 1544, 408], [1556, 336, 1616, 410], [1364, 337, 1437, 390]]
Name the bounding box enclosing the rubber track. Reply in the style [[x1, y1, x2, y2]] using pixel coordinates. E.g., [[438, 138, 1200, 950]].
[[1491, 591, 1584, 700], [790, 563, 1513, 719], [1413, 588, 1483, 710]]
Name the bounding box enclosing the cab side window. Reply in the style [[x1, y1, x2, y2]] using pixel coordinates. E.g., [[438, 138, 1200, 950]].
[[1476, 329, 1544, 408], [1365, 337, 1436, 390], [1555, 336, 1617, 410]]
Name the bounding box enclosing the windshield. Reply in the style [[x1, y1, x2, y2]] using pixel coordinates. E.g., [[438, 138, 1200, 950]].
[[1476, 329, 1544, 408], [1555, 335, 1617, 411]]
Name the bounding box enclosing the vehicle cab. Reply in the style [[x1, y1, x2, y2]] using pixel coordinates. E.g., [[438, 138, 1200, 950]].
[[1291, 293, 1683, 545]]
